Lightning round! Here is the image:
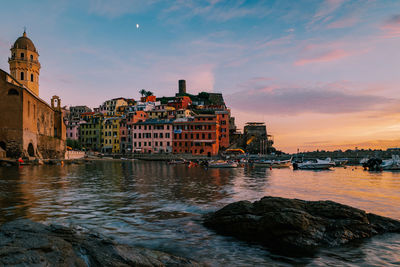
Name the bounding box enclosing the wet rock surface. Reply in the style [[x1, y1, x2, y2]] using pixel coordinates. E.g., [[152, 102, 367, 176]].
[[0, 219, 201, 266], [203, 196, 400, 254]]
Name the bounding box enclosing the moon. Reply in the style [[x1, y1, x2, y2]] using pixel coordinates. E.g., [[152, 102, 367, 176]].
[[136, 24, 139, 29]]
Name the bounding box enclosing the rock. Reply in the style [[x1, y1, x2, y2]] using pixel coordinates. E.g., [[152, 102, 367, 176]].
[[203, 196, 400, 254], [0, 219, 201, 266]]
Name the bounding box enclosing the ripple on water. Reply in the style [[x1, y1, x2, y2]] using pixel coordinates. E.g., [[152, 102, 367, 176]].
[[0, 162, 399, 266]]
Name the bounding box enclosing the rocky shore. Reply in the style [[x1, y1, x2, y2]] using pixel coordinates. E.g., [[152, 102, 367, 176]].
[[203, 196, 400, 255], [0, 219, 201, 266]]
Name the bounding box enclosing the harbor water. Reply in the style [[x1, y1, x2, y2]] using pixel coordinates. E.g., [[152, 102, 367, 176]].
[[0, 161, 399, 266]]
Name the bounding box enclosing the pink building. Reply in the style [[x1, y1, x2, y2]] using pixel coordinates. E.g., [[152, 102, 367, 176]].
[[66, 120, 84, 140], [132, 119, 173, 153]]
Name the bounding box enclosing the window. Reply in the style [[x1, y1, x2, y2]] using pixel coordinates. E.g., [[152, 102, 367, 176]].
[[160, 142, 163, 146], [8, 89, 19, 95], [20, 52, 24, 58], [20, 72, 24, 81], [167, 142, 170, 146], [166, 133, 170, 138], [28, 101, 30, 117], [30, 55, 33, 61]]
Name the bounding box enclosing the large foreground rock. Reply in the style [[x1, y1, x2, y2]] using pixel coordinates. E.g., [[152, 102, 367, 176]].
[[0, 219, 201, 266], [204, 196, 400, 254]]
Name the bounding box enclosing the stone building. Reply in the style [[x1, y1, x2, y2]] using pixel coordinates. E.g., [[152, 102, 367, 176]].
[[242, 122, 274, 154], [0, 31, 66, 158]]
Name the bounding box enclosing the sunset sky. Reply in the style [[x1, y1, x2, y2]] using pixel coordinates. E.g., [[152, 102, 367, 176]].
[[0, 0, 399, 153]]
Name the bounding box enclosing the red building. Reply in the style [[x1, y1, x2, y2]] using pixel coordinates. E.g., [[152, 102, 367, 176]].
[[216, 110, 230, 150], [172, 114, 220, 156], [167, 96, 192, 110]]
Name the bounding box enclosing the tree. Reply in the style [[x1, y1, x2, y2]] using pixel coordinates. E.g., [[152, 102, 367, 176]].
[[139, 89, 146, 97], [145, 91, 153, 97]]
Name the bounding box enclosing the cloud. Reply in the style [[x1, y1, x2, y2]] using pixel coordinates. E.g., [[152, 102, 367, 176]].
[[308, 0, 345, 28], [381, 14, 400, 38], [326, 14, 359, 29], [226, 84, 390, 115], [294, 49, 349, 65], [87, 0, 157, 18], [161, 0, 269, 22]]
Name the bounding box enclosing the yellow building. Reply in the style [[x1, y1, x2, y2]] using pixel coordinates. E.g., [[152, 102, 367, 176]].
[[147, 106, 175, 120], [176, 109, 194, 119], [100, 98, 128, 116], [102, 117, 121, 154]]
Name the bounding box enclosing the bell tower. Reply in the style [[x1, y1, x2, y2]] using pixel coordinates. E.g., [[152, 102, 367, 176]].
[[8, 30, 41, 96]]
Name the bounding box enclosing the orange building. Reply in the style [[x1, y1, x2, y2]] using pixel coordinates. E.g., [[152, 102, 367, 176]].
[[216, 110, 230, 150], [167, 96, 192, 110], [172, 114, 220, 156]]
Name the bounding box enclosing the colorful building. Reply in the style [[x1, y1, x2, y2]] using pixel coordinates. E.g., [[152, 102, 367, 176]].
[[119, 111, 148, 154], [79, 114, 103, 151], [131, 119, 173, 153], [216, 110, 230, 150], [102, 117, 121, 153], [172, 114, 220, 156], [99, 98, 128, 116]]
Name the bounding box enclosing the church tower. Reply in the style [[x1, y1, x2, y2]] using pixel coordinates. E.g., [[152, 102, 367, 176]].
[[8, 30, 41, 96]]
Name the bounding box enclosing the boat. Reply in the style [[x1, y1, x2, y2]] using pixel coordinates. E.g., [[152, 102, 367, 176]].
[[253, 159, 291, 168], [380, 155, 400, 170], [293, 158, 335, 170], [208, 160, 238, 168], [168, 158, 187, 165], [333, 158, 348, 167]]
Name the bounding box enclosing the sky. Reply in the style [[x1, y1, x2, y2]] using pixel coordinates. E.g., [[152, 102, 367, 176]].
[[0, 0, 399, 153]]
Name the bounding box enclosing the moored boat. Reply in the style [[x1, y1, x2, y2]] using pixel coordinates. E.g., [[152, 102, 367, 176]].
[[293, 158, 335, 170], [253, 159, 291, 168], [208, 160, 238, 168], [380, 155, 400, 170], [333, 158, 348, 167], [168, 158, 187, 165]]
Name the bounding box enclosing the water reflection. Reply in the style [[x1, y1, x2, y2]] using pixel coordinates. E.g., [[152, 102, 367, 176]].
[[0, 161, 399, 266]]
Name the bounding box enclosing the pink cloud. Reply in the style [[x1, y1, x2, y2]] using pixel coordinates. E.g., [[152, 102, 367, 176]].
[[294, 49, 349, 66], [381, 14, 400, 38]]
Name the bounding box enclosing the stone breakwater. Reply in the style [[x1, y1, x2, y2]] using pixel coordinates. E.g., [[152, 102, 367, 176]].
[[0, 219, 201, 266], [203, 196, 400, 255]]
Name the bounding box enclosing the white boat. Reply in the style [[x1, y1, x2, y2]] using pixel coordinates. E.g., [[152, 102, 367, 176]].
[[381, 155, 400, 170], [168, 158, 187, 165], [208, 160, 238, 168], [293, 158, 335, 170], [333, 158, 348, 167], [253, 159, 291, 168]]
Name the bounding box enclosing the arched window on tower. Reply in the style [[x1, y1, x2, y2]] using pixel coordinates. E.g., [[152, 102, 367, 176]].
[[20, 72, 24, 81], [31, 74, 34, 82], [30, 55, 33, 61], [20, 52, 24, 58]]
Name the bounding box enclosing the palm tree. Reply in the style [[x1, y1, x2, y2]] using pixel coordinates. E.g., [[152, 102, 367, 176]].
[[145, 91, 153, 97], [139, 89, 146, 97]]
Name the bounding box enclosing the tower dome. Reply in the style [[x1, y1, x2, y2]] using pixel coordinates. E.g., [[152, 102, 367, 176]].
[[9, 30, 41, 96], [12, 31, 37, 52]]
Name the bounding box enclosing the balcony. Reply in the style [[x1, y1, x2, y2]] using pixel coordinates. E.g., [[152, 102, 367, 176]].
[[8, 56, 40, 66]]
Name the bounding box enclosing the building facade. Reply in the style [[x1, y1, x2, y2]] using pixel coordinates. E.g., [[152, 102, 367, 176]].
[[0, 31, 65, 158], [172, 115, 220, 156], [131, 119, 173, 153]]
